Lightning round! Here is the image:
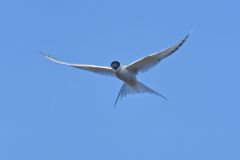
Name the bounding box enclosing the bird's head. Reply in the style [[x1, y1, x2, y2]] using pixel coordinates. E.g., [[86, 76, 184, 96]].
[[111, 61, 120, 70]]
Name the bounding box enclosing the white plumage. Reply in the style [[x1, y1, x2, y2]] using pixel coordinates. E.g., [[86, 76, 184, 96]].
[[42, 33, 190, 107]]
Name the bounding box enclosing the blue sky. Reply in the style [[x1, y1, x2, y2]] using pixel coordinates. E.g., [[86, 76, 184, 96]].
[[0, 0, 240, 159]]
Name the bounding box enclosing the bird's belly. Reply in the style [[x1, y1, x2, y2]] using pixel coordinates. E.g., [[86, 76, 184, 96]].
[[116, 69, 136, 84]]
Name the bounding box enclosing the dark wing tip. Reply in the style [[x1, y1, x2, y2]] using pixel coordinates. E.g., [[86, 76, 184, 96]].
[[173, 32, 191, 51], [39, 51, 51, 59], [184, 32, 191, 41], [181, 32, 191, 45], [183, 30, 193, 43], [39, 51, 47, 56]]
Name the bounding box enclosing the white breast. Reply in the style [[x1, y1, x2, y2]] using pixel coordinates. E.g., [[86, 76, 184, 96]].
[[116, 65, 137, 83]]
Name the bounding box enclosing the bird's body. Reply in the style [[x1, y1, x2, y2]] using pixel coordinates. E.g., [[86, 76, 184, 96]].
[[42, 33, 190, 107], [115, 65, 136, 84]]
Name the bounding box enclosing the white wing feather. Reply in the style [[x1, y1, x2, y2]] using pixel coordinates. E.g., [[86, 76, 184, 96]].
[[126, 34, 190, 74], [42, 53, 114, 76]]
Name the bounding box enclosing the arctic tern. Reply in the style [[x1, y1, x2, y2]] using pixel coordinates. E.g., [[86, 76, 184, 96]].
[[42, 34, 190, 107]]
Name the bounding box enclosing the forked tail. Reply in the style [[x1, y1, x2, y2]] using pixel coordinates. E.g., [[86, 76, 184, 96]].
[[114, 81, 167, 108]]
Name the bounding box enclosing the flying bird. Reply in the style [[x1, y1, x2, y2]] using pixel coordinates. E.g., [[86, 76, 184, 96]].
[[42, 34, 190, 107]]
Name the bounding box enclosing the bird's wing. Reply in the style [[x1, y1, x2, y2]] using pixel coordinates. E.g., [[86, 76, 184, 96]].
[[126, 34, 190, 74], [114, 81, 167, 108], [42, 53, 114, 76]]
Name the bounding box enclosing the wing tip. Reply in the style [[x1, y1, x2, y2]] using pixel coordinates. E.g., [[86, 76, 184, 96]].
[[177, 32, 191, 48], [40, 51, 66, 65], [39, 50, 47, 55], [183, 32, 191, 42], [184, 30, 193, 41], [158, 93, 168, 101], [39, 51, 52, 60]]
